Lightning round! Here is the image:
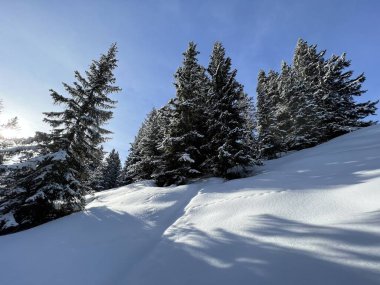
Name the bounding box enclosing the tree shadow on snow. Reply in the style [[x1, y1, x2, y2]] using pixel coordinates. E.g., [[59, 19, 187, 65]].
[[123, 213, 380, 285], [0, 206, 157, 285]]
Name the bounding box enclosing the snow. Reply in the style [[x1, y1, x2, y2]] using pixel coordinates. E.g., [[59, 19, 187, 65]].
[[0, 213, 18, 229], [1, 150, 67, 170], [179, 153, 195, 163], [1, 126, 380, 285], [0, 144, 39, 154]]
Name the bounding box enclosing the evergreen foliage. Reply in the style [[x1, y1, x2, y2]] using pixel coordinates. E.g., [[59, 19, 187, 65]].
[[256, 38, 378, 157], [85, 146, 106, 192], [154, 42, 209, 185], [321, 53, 377, 138], [204, 42, 258, 177], [1, 38, 376, 234], [121, 107, 169, 185], [0, 44, 120, 234], [124, 42, 259, 186], [256, 70, 281, 158], [120, 126, 144, 185], [101, 149, 122, 190]]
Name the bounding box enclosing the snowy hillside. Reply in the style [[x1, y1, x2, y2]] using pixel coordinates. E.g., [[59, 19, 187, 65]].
[[1, 125, 380, 285]]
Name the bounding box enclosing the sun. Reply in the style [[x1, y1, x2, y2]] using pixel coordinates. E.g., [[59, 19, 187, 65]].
[[0, 126, 31, 139], [1, 128, 19, 139], [0, 116, 36, 139]]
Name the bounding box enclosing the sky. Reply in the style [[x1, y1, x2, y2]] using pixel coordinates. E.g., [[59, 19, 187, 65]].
[[0, 0, 379, 161]]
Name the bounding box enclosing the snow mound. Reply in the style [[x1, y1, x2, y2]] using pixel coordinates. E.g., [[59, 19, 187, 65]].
[[1, 126, 380, 285]]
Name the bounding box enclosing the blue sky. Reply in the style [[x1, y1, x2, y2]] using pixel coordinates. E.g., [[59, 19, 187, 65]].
[[0, 0, 379, 161]]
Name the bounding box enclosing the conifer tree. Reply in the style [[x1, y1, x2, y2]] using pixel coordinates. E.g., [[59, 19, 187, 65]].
[[239, 93, 259, 158], [120, 121, 146, 184], [290, 38, 326, 149], [136, 109, 165, 180], [0, 44, 120, 234], [150, 104, 172, 184], [122, 109, 159, 183], [121, 106, 170, 185], [273, 62, 292, 152], [321, 53, 378, 139], [256, 70, 280, 158], [256, 38, 377, 155], [85, 146, 106, 192], [204, 42, 257, 177], [155, 42, 209, 185], [102, 149, 122, 190]]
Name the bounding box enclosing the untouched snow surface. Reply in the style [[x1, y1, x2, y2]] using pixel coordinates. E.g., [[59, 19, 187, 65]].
[[1, 126, 380, 285]]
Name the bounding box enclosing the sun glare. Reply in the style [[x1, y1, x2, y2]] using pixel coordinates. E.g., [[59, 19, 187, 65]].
[[0, 127, 30, 139], [1, 128, 19, 139]]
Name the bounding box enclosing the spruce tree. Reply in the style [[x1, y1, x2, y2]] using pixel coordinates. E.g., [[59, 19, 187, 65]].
[[239, 92, 259, 159], [136, 109, 165, 180], [155, 42, 209, 186], [121, 106, 170, 185], [256, 68, 293, 158], [150, 104, 172, 185], [291, 38, 326, 149], [204, 42, 257, 177], [102, 149, 122, 190], [256, 70, 280, 158], [85, 146, 106, 192], [120, 122, 146, 184], [256, 38, 377, 155], [322, 53, 378, 139], [276, 62, 295, 152], [0, 44, 120, 234]]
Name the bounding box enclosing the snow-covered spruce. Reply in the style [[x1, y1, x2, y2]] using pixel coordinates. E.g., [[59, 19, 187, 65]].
[[124, 42, 259, 186], [0, 44, 121, 234], [84, 146, 106, 192], [256, 69, 281, 158], [204, 42, 259, 177], [122, 107, 168, 185], [154, 42, 210, 186], [256, 38, 378, 157], [101, 149, 122, 190]]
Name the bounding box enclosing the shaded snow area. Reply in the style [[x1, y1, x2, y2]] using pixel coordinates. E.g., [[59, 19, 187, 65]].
[[1, 126, 380, 285]]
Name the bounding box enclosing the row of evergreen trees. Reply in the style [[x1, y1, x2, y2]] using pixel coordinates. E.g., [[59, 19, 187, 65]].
[[0, 39, 377, 234], [257, 39, 377, 158], [120, 42, 259, 186], [86, 148, 122, 191], [120, 39, 377, 186]]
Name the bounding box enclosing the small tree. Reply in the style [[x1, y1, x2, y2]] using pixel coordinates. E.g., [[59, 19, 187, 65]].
[[102, 149, 122, 190], [85, 146, 106, 192]]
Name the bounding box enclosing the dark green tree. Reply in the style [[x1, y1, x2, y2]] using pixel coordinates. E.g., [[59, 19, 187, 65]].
[[155, 42, 209, 186], [204, 42, 258, 177], [102, 149, 122, 190]]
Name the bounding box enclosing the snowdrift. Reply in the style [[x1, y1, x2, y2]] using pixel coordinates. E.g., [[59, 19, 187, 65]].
[[1, 126, 380, 285]]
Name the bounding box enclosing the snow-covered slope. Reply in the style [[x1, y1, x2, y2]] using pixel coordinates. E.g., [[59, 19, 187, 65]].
[[1, 126, 380, 285]]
